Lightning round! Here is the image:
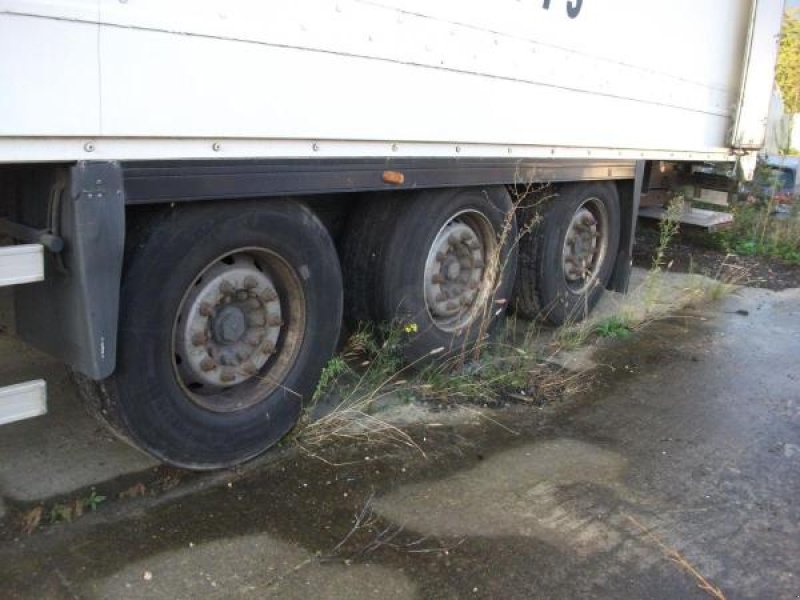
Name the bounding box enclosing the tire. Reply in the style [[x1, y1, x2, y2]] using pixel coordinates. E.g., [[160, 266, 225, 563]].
[[513, 182, 620, 326], [80, 199, 343, 469], [340, 193, 400, 324], [343, 187, 518, 363]]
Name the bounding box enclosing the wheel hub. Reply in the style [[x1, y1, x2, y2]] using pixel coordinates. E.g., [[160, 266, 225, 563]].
[[562, 200, 608, 294], [175, 257, 283, 389], [424, 219, 487, 325], [213, 305, 247, 344]]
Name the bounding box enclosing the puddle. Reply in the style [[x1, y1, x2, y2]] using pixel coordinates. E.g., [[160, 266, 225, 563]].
[[374, 439, 627, 555], [90, 532, 417, 600]]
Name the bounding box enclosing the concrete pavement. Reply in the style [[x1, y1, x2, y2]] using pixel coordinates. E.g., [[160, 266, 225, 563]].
[[0, 284, 798, 599]]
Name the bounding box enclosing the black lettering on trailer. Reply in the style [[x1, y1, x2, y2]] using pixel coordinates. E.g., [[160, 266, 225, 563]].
[[567, 0, 583, 19], [542, 0, 584, 19]]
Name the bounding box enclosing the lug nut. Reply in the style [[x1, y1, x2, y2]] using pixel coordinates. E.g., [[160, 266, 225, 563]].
[[267, 315, 284, 327], [219, 280, 235, 296], [242, 361, 258, 375], [263, 340, 276, 354], [448, 233, 460, 245], [432, 274, 445, 284], [246, 298, 261, 310], [200, 357, 217, 372], [199, 302, 214, 317], [220, 368, 236, 383], [243, 276, 259, 289], [248, 312, 266, 326], [236, 290, 249, 301], [260, 289, 278, 302], [191, 331, 208, 346], [246, 332, 263, 347]]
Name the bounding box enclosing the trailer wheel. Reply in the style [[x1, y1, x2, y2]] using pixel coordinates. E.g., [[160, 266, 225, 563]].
[[343, 187, 517, 363], [513, 182, 620, 325], [82, 200, 342, 469]]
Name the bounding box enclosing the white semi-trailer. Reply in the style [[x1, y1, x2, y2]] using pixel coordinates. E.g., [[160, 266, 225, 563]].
[[0, 0, 785, 467]]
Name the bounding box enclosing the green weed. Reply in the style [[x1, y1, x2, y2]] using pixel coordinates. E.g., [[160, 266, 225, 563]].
[[715, 200, 800, 265], [84, 489, 106, 512], [312, 355, 350, 402], [594, 315, 633, 339]]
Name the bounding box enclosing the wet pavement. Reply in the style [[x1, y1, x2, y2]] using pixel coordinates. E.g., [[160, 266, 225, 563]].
[[0, 285, 799, 599]]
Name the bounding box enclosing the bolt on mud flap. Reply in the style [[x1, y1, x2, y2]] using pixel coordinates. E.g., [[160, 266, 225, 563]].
[[14, 162, 125, 379]]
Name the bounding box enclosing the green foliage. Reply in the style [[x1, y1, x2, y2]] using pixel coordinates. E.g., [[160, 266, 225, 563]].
[[651, 196, 684, 272], [84, 489, 107, 512], [777, 9, 800, 114], [310, 322, 410, 407], [312, 355, 350, 401], [552, 323, 592, 350], [715, 201, 800, 265], [594, 315, 633, 339], [49, 504, 73, 523]]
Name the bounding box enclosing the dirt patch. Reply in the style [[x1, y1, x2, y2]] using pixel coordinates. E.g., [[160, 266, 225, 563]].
[[633, 223, 800, 291]]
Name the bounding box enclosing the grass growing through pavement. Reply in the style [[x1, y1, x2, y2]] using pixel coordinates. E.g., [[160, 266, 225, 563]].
[[300, 183, 575, 452], [301, 184, 749, 454], [299, 317, 580, 452]]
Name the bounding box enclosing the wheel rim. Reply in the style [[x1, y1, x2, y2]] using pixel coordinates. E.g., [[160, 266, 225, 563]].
[[172, 248, 305, 413], [423, 209, 497, 333], [562, 197, 610, 295]]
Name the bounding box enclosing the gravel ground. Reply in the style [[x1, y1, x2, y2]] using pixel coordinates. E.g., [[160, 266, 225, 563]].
[[632, 222, 800, 290]]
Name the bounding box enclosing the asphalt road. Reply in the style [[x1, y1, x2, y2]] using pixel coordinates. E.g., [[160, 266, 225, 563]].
[[0, 285, 798, 599]]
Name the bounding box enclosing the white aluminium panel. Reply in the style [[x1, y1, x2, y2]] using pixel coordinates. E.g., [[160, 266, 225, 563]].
[[99, 24, 732, 152], [732, 0, 786, 148], [0, 9, 100, 136], [0, 244, 44, 286], [0, 0, 782, 161], [0, 379, 47, 426]]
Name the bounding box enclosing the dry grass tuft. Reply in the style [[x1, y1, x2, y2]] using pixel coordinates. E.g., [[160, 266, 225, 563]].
[[627, 515, 727, 600]]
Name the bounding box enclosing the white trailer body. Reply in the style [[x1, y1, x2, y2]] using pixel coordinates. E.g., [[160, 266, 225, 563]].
[[0, 0, 784, 162], [0, 1, 785, 467]]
